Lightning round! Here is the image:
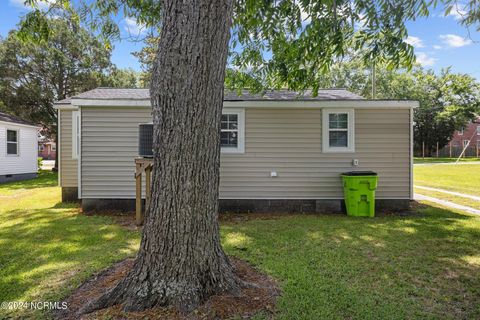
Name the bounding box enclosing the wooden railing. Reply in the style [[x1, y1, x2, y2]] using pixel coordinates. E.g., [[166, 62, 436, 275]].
[[135, 157, 153, 225]]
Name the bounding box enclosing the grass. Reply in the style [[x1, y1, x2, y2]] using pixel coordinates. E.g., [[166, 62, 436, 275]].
[[414, 157, 480, 164], [1, 173, 480, 319], [221, 208, 480, 319], [0, 171, 140, 319], [414, 164, 480, 197], [414, 187, 480, 211]]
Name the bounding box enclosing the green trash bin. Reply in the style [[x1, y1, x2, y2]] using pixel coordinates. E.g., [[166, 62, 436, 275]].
[[341, 171, 378, 217]]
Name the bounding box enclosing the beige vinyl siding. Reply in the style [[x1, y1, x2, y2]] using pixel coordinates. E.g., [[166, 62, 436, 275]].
[[80, 106, 411, 199], [81, 107, 151, 198], [220, 108, 410, 199], [59, 110, 77, 187]]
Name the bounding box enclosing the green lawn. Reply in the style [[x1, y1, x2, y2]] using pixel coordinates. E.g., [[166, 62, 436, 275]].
[[414, 157, 480, 164], [0, 172, 141, 319], [414, 164, 480, 197], [1, 173, 480, 319], [414, 187, 480, 210]]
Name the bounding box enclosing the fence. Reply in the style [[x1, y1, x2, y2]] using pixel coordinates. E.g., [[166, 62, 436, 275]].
[[415, 141, 480, 158]]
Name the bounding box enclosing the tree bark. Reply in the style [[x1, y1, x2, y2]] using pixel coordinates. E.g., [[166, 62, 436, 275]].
[[80, 0, 240, 314]]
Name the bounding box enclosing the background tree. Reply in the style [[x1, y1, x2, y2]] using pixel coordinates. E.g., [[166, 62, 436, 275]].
[[315, 61, 480, 155], [0, 17, 143, 168], [101, 67, 143, 88], [20, 0, 480, 314], [0, 18, 112, 133]]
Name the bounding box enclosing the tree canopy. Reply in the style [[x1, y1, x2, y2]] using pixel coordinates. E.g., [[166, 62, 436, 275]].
[[315, 61, 480, 154], [21, 0, 479, 94], [0, 17, 142, 136]]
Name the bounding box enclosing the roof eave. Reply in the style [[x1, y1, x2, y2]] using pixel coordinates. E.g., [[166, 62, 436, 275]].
[[71, 98, 419, 109]]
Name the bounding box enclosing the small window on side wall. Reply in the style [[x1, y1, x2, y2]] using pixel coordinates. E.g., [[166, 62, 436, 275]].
[[6, 129, 19, 156], [322, 109, 354, 153], [220, 109, 245, 153]]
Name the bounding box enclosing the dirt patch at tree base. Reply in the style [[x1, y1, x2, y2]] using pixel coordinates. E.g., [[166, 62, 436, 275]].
[[55, 257, 280, 320]]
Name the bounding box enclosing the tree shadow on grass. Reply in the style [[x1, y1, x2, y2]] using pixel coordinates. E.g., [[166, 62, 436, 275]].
[[221, 203, 480, 319], [0, 202, 140, 318], [0, 171, 58, 192]]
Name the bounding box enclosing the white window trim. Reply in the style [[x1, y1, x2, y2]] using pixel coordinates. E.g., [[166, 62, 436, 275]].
[[477, 126, 480, 135], [72, 111, 80, 159], [6, 128, 19, 157], [322, 108, 355, 153], [221, 108, 245, 154], [458, 127, 464, 135]]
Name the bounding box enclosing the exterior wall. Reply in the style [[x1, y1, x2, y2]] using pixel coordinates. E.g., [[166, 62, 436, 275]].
[[79, 106, 412, 200], [0, 122, 38, 177], [59, 110, 78, 187], [81, 107, 151, 198], [220, 108, 411, 199]]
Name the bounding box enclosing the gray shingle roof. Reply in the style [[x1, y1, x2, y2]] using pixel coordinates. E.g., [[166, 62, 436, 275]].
[[0, 111, 37, 126], [57, 87, 364, 104]]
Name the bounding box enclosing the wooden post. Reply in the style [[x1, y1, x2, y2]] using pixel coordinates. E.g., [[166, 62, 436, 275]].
[[145, 165, 152, 214], [449, 141, 452, 158], [422, 141, 425, 158], [436, 141, 439, 158], [136, 162, 143, 226]]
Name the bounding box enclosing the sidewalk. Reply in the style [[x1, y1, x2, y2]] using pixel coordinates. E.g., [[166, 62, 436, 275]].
[[414, 193, 480, 216], [415, 185, 480, 202]]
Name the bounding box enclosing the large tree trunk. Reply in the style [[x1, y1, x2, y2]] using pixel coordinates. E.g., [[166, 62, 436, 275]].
[[81, 0, 240, 314]]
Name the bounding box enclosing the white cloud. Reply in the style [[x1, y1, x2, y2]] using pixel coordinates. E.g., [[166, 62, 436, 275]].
[[124, 17, 146, 36], [433, 45, 442, 50], [405, 36, 425, 48], [446, 3, 467, 20], [416, 52, 437, 66], [439, 34, 472, 47]]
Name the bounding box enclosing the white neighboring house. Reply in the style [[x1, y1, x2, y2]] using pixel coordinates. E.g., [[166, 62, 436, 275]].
[[0, 111, 40, 183]]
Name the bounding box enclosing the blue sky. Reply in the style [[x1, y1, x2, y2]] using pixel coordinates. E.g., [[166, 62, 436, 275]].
[[1, 0, 479, 79]]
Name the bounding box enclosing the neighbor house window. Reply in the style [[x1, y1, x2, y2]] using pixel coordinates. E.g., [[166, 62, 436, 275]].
[[39, 145, 44, 152], [51, 144, 56, 151], [477, 126, 480, 135], [220, 109, 245, 153], [72, 111, 80, 159], [463, 140, 469, 148], [322, 109, 354, 153], [6, 129, 18, 155], [458, 127, 464, 135]]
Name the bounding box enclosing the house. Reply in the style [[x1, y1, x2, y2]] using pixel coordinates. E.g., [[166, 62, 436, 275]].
[[440, 118, 480, 158], [38, 136, 57, 160], [54, 88, 417, 213], [0, 111, 39, 183]]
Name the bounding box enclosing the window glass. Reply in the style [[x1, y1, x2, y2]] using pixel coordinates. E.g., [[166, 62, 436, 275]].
[[6, 130, 18, 155], [7, 143, 17, 155], [329, 113, 348, 129], [7, 130, 17, 142], [329, 131, 348, 147], [220, 114, 238, 148], [328, 113, 348, 148]]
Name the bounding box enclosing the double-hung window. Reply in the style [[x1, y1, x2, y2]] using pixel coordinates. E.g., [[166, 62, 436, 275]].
[[322, 109, 354, 153], [220, 109, 245, 153], [6, 129, 19, 156]]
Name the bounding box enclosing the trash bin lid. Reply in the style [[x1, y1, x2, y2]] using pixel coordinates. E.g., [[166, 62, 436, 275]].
[[342, 171, 377, 176]]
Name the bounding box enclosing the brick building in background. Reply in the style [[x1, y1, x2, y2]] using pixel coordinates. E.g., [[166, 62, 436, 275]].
[[439, 118, 480, 157]]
